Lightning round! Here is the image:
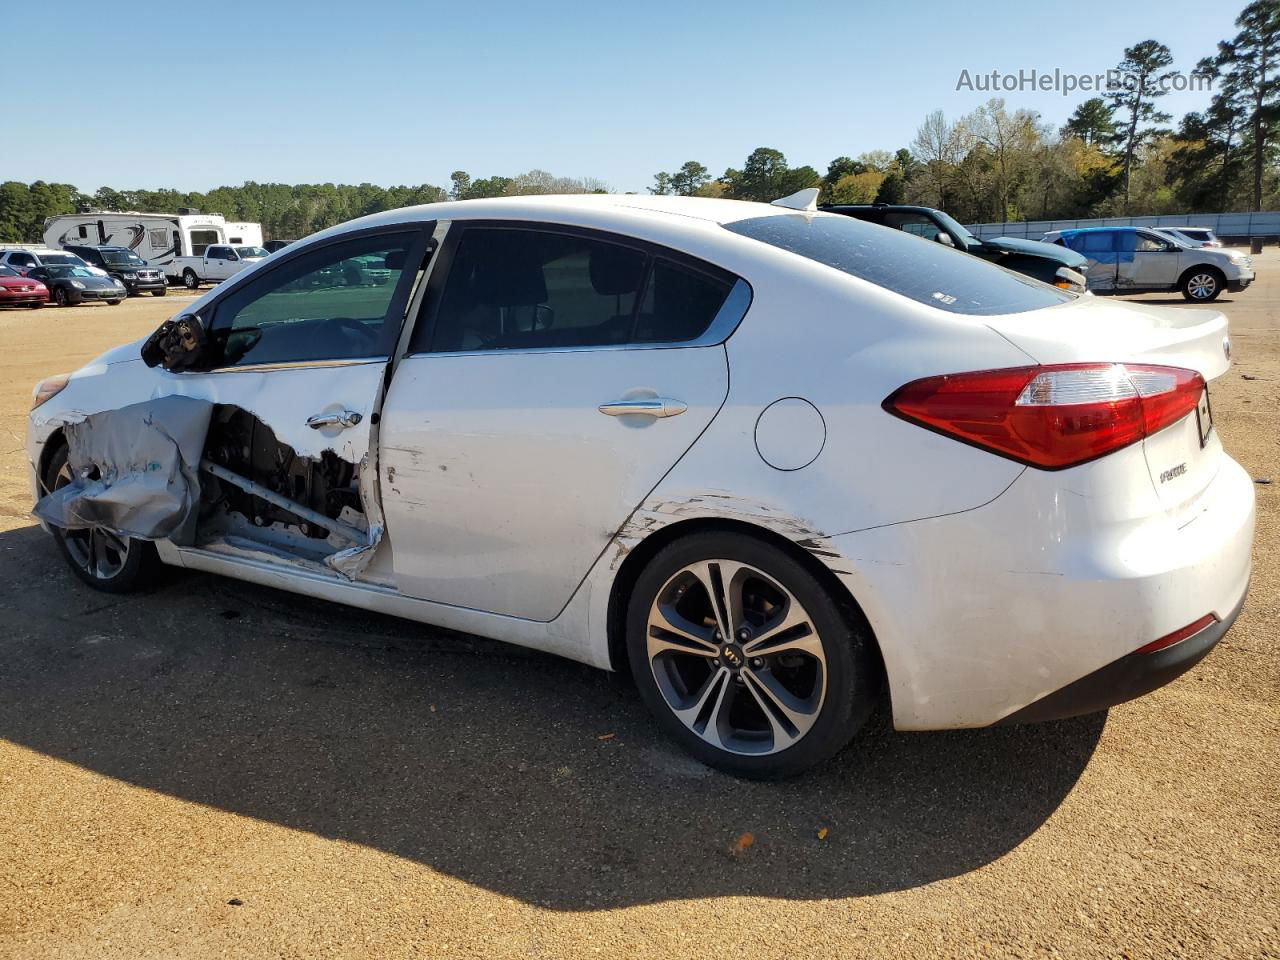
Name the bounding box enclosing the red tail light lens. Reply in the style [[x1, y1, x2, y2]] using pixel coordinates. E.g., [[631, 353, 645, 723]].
[[1134, 613, 1217, 654], [883, 363, 1205, 470]]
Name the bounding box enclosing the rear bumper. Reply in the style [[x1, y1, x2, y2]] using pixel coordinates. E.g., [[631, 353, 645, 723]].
[[827, 445, 1256, 730], [997, 587, 1246, 724]]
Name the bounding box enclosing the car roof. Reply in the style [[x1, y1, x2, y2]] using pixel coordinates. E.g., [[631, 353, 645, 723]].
[[329, 194, 814, 231]]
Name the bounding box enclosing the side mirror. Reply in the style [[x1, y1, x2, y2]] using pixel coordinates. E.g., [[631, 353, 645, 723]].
[[935, 232, 955, 247], [141, 313, 207, 370]]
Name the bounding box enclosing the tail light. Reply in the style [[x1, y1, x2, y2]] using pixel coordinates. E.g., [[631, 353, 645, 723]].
[[883, 363, 1205, 470]]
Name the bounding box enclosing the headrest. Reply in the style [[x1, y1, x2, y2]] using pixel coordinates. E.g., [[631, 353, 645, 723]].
[[383, 250, 406, 270], [590, 244, 645, 296]]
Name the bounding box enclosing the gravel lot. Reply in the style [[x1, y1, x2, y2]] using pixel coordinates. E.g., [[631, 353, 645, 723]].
[[0, 265, 1276, 959]]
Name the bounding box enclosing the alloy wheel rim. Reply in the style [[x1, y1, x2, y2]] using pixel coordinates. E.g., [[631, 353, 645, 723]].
[[646, 559, 827, 756], [1188, 274, 1217, 299], [53, 462, 129, 579]]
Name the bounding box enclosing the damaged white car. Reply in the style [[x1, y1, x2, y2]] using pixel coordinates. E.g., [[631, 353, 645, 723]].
[[27, 193, 1254, 779]]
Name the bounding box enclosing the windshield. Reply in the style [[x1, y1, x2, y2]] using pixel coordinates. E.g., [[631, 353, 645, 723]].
[[0, 265, 18, 278], [236, 246, 268, 259], [724, 214, 1074, 316], [42, 253, 85, 265], [46, 266, 98, 279], [102, 250, 146, 266]]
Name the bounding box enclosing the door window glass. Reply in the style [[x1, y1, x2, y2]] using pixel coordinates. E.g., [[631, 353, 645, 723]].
[[883, 212, 943, 241], [1136, 233, 1169, 252], [207, 231, 419, 368], [425, 227, 732, 352], [1077, 232, 1115, 253]]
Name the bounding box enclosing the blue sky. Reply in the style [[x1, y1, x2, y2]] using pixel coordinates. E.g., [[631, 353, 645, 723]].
[[3, 1, 1242, 195]]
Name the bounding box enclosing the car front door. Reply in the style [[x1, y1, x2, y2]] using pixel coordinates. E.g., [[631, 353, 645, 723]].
[[168, 226, 433, 527], [205, 246, 237, 280], [378, 223, 745, 620], [1119, 230, 1182, 288]]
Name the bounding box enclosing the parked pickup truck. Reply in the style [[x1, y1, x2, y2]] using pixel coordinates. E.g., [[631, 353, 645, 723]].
[[172, 244, 268, 290]]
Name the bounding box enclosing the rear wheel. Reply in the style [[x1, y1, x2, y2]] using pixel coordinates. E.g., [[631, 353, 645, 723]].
[[1182, 268, 1223, 302], [626, 531, 877, 779], [42, 444, 158, 593], [183, 269, 199, 290]]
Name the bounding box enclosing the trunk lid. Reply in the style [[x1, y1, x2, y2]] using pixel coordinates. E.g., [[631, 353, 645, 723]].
[[984, 297, 1231, 513]]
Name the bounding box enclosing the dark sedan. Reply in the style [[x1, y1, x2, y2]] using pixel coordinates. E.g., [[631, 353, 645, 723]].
[[27, 265, 126, 306]]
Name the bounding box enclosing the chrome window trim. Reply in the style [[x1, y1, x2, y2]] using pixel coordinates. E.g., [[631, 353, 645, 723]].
[[403, 276, 752, 360], [198, 356, 389, 375]]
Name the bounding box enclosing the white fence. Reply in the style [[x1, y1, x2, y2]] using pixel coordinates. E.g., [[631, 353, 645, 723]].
[[966, 211, 1280, 241]]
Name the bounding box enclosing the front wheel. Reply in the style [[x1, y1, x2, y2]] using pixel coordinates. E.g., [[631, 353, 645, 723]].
[[1182, 268, 1223, 302], [42, 445, 158, 593], [626, 531, 877, 779], [53, 287, 69, 307], [151, 287, 167, 297], [182, 269, 199, 291], [107, 299, 122, 306]]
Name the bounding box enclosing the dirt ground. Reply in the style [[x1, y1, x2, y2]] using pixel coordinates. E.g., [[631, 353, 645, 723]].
[[0, 266, 1276, 960]]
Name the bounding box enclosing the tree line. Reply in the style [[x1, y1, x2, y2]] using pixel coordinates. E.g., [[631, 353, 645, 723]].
[[649, 0, 1280, 223], [3, 1, 1277, 242], [0, 171, 607, 244]]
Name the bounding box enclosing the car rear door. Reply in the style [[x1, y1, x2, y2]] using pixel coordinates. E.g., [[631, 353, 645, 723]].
[[378, 222, 745, 621], [1067, 231, 1120, 290]]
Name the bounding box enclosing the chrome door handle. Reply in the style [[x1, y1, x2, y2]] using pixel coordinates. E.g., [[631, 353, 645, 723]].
[[306, 410, 363, 429], [597, 398, 688, 418]]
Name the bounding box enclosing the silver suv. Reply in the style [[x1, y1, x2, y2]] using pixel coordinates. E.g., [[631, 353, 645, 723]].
[[1043, 227, 1253, 302]]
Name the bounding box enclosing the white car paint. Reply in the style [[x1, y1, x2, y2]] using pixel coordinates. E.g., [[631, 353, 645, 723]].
[[27, 194, 1254, 739]]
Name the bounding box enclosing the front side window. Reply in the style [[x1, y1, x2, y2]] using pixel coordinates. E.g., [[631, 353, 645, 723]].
[[725, 214, 1072, 316], [883, 212, 943, 241], [236, 246, 268, 259], [206, 231, 421, 368], [1135, 233, 1169, 253], [424, 227, 733, 352]]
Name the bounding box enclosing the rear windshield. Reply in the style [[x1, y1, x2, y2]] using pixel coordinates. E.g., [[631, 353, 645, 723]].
[[42, 253, 84, 265], [724, 214, 1074, 316]]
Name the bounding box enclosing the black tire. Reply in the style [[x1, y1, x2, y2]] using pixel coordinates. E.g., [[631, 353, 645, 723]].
[[53, 287, 69, 307], [113, 274, 135, 296], [183, 269, 200, 290], [1181, 267, 1224, 303], [626, 531, 877, 779], [107, 299, 122, 306], [151, 287, 167, 297], [41, 444, 159, 593]]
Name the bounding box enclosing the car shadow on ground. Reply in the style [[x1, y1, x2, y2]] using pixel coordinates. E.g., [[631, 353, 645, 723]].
[[0, 523, 1104, 910]]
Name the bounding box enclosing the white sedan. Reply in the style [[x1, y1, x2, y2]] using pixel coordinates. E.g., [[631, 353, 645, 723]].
[[27, 192, 1254, 779]]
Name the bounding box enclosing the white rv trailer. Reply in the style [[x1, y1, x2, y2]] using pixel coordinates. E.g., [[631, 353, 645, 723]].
[[43, 212, 264, 278]]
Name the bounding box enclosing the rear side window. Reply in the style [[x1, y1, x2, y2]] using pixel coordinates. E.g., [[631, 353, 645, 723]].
[[423, 227, 734, 352], [1078, 232, 1116, 253], [725, 214, 1072, 316]]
